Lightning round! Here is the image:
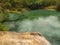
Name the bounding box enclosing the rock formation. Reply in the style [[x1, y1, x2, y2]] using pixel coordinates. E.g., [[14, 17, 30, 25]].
[[0, 31, 51, 45]]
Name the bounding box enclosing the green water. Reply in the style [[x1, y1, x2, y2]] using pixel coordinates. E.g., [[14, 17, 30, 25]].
[[3, 10, 60, 45]]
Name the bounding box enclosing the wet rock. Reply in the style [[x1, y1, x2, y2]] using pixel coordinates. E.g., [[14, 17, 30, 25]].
[[0, 31, 51, 45]]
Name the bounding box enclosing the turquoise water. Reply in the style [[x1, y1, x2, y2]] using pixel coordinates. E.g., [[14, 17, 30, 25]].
[[3, 10, 60, 45]]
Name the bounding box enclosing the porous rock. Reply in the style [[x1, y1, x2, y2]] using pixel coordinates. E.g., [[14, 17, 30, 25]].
[[0, 31, 51, 45]]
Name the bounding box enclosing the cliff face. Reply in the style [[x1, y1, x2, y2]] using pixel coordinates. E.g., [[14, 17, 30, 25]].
[[0, 31, 51, 45]]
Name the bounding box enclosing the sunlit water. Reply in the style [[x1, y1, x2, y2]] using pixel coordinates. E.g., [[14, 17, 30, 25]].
[[3, 10, 60, 45]]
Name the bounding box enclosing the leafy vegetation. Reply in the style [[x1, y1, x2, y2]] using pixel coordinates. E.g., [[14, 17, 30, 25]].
[[0, 0, 60, 11]]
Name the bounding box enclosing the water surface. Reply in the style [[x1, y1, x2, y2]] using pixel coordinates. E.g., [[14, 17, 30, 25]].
[[3, 10, 60, 45]]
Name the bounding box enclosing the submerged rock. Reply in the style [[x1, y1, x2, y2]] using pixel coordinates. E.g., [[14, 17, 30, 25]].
[[0, 31, 51, 45]]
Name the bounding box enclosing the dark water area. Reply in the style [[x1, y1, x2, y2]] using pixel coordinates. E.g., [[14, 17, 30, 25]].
[[3, 10, 60, 45]]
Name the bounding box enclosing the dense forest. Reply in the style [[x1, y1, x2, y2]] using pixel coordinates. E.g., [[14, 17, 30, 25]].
[[0, 0, 60, 12]]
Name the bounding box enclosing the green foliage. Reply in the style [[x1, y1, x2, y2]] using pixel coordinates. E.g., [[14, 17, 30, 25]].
[[0, 11, 9, 31], [0, 0, 59, 11], [0, 23, 9, 31]]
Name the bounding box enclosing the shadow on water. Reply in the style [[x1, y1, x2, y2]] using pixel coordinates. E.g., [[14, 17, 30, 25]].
[[3, 10, 60, 45]]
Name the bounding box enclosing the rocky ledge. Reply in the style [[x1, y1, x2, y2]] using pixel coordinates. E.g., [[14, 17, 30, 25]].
[[0, 31, 51, 45]]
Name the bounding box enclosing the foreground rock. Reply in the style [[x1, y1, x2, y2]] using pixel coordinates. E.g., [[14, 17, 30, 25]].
[[0, 31, 51, 45]]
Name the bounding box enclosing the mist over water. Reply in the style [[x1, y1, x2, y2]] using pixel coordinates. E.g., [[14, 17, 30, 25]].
[[17, 16, 60, 45]]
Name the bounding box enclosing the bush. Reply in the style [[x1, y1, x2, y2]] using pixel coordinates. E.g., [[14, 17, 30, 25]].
[[0, 0, 58, 11]]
